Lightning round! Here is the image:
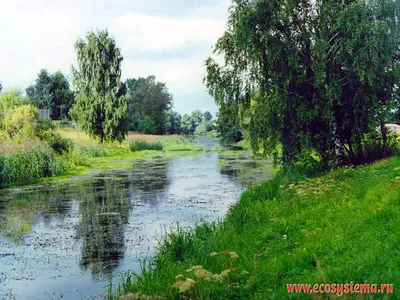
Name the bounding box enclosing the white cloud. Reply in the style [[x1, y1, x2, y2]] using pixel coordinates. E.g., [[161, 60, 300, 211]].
[[115, 13, 225, 52], [0, 0, 229, 114]]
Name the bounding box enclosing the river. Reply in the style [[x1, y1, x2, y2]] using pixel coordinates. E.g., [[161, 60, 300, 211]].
[[0, 138, 274, 299]]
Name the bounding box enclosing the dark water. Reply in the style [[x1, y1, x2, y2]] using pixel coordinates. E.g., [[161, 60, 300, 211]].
[[0, 138, 274, 300]]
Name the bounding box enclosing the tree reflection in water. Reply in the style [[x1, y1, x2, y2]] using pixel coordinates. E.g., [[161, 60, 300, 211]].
[[76, 177, 130, 278], [75, 158, 170, 278]]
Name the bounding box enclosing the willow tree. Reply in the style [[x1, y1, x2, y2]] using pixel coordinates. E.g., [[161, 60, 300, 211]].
[[205, 0, 400, 167], [71, 30, 128, 143]]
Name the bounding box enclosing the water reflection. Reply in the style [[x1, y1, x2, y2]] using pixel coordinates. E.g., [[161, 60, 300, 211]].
[[0, 185, 73, 242], [129, 158, 170, 191], [74, 158, 170, 277], [75, 177, 130, 278]]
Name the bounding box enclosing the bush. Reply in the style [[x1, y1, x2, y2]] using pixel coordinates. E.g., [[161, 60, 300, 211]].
[[46, 133, 74, 154], [3, 105, 37, 138], [0, 89, 31, 128], [34, 118, 56, 139], [138, 116, 156, 134], [129, 140, 163, 152], [0, 148, 70, 185]]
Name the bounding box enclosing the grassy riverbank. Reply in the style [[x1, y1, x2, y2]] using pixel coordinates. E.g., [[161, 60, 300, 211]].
[[111, 157, 400, 299], [0, 128, 203, 187]]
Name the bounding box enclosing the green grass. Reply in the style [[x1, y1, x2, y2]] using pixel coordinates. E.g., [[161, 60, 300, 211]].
[[110, 156, 400, 299], [130, 140, 164, 152]]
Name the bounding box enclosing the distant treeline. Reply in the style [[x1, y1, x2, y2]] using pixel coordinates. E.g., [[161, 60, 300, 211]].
[[1, 70, 215, 138]]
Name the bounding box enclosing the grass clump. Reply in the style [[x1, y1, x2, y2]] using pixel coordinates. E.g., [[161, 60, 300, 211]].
[[76, 144, 112, 157], [130, 140, 163, 152], [0, 147, 71, 185], [111, 157, 400, 299], [157, 224, 195, 262]]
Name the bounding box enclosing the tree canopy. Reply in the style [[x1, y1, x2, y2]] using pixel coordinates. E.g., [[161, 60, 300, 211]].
[[71, 29, 128, 143], [26, 69, 74, 120], [205, 0, 400, 167], [125, 75, 173, 135], [203, 111, 213, 121]]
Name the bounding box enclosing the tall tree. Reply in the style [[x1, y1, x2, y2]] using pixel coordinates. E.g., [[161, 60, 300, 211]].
[[203, 111, 213, 121], [125, 75, 173, 135], [166, 110, 182, 134], [181, 114, 195, 135], [191, 110, 204, 127], [26, 69, 74, 120], [71, 29, 128, 143], [205, 0, 400, 166]]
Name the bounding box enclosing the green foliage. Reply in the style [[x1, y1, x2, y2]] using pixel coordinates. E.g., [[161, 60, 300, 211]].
[[75, 145, 111, 158], [180, 113, 196, 135], [0, 148, 70, 185], [203, 111, 213, 121], [0, 130, 8, 141], [205, 0, 400, 167], [44, 132, 74, 154], [0, 89, 31, 128], [125, 76, 173, 135], [137, 116, 156, 135], [26, 69, 74, 120], [71, 29, 128, 143], [191, 110, 204, 127], [165, 110, 182, 134], [129, 140, 163, 152], [157, 224, 195, 262], [33, 118, 56, 139], [3, 105, 37, 138], [194, 122, 213, 135]]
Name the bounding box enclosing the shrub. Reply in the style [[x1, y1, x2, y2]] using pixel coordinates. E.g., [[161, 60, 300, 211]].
[[67, 151, 88, 166], [0, 89, 31, 128], [129, 140, 163, 152], [46, 133, 74, 154], [34, 118, 56, 139], [138, 116, 156, 135], [3, 105, 37, 138]]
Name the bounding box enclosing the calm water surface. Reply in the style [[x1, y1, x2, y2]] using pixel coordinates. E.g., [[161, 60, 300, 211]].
[[0, 138, 274, 300]]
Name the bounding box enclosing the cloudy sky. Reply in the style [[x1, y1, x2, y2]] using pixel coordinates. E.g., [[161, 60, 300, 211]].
[[0, 0, 230, 115]]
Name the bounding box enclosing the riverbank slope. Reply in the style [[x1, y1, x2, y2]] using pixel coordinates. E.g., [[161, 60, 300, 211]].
[[113, 156, 400, 299]]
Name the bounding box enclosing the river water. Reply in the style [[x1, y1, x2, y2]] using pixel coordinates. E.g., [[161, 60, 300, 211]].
[[0, 138, 274, 299]]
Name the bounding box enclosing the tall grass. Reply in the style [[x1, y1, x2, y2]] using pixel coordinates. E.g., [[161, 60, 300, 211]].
[[0, 147, 71, 185], [111, 157, 400, 299], [130, 140, 163, 152], [75, 145, 112, 157]]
